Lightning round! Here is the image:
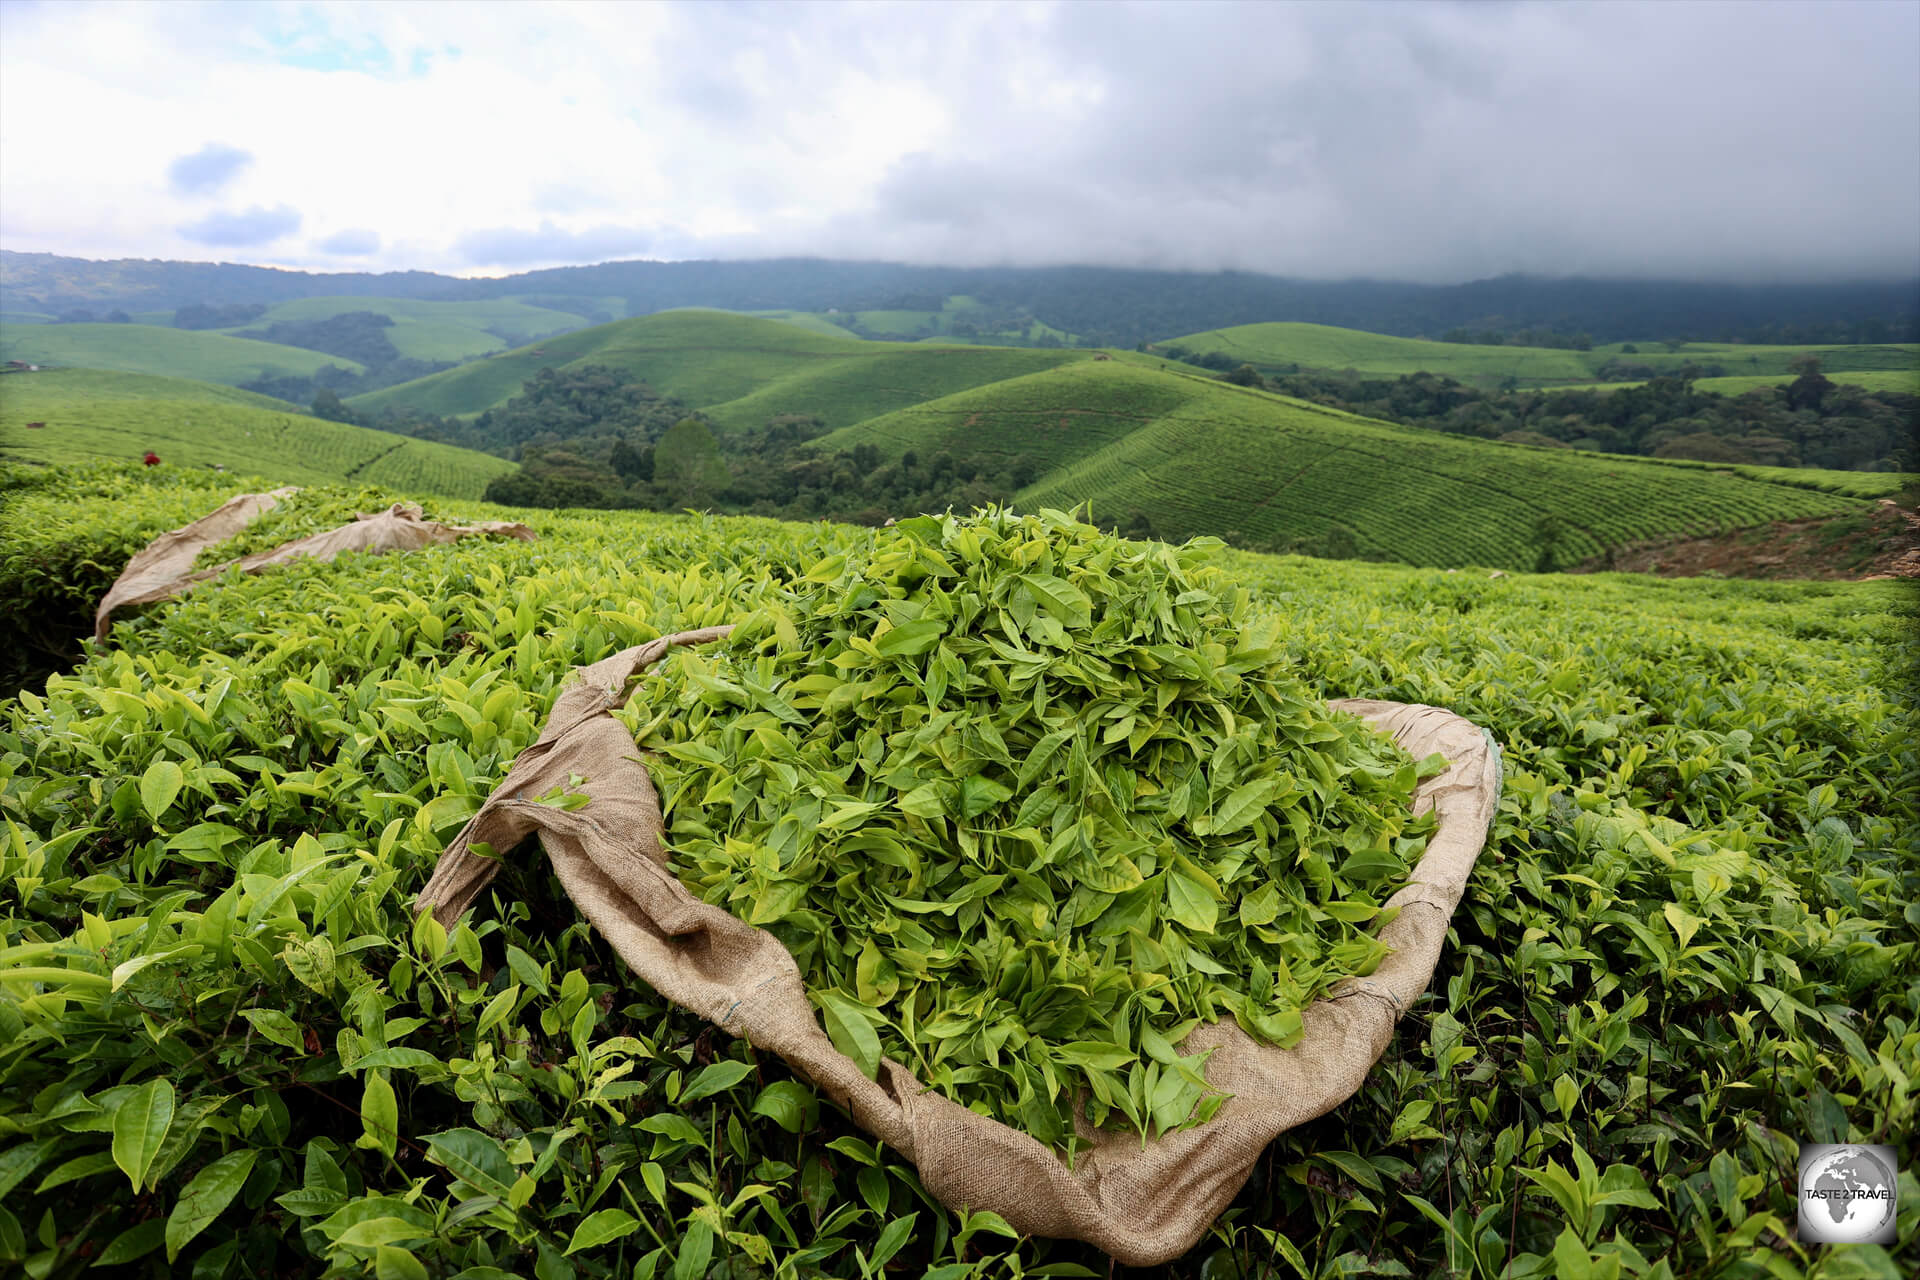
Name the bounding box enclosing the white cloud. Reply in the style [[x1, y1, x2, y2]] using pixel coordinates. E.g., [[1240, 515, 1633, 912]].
[[0, 0, 1914, 281]]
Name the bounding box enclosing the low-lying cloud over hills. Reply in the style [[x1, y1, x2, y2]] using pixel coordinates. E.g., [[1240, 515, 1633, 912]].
[[2, 0, 1916, 282]]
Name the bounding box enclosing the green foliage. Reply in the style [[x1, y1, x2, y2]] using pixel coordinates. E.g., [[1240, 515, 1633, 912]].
[[463, 365, 688, 457], [243, 295, 595, 364], [819, 360, 1871, 567], [0, 320, 365, 387], [1161, 324, 1601, 386], [652, 419, 729, 507], [1250, 367, 1916, 470], [235, 311, 401, 368], [7, 248, 1915, 350], [631, 510, 1437, 1150], [1162, 322, 1918, 390], [1691, 369, 1919, 397], [2, 466, 1914, 1277], [0, 370, 516, 498], [348, 310, 1090, 426], [0, 463, 256, 694]]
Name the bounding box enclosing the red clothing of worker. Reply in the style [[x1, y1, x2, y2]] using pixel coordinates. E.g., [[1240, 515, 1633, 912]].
[[143, 452, 160, 466]]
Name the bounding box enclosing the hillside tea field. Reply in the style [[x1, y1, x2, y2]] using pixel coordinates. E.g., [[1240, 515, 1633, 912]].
[[632, 509, 1440, 1154], [0, 463, 1914, 1277], [1160, 324, 1920, 390], [0, 369, 515, 498], [346, 310, 1091, 427], [817, 360, 1872, 565], [0, 321, 366, 387]]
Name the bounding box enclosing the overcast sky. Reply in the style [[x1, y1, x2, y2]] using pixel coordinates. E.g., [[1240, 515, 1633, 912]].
[[3, 0, 1916, 282]]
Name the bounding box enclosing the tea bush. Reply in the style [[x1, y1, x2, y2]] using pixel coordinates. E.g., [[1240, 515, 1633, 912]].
[[0, 464, 1914, 1277]]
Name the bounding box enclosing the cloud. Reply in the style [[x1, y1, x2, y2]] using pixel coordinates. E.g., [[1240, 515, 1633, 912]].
[[0, 0, 1914, 281], [533, 184, 618, 216], [167, 143, 252, 196], [178, 204, 303, 247], [316, 227, 381, 256], [456, 221, 656, 268]]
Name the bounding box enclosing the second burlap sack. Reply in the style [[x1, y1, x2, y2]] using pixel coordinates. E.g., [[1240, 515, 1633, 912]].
[[416, 628, 1501, 1265], [96, 493, 536, 640]]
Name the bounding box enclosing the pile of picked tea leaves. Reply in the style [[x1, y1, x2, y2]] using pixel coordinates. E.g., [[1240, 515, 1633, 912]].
[[190, 484, 410, 570], [625, 509, 1440, 1151]]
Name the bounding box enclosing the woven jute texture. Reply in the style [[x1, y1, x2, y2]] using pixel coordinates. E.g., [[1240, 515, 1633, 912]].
[[416, 629, 1501, 1265], [96, 494, 535, 640]]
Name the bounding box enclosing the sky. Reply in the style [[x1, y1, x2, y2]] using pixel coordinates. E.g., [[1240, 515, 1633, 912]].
[[2, 0, 1916, 283]]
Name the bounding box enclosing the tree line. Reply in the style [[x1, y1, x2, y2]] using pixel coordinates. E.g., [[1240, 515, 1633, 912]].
[[10, 250, 1915, 349], [1215, 360, 1915, 471]]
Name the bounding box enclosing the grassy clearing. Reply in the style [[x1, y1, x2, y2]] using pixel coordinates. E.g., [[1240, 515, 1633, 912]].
[[0, 466, 1911, 1276], [822, 360, 1874, 567], [0, 322, 364, 387], [230, 295, 594, 363], [0, 368, 513, 496]]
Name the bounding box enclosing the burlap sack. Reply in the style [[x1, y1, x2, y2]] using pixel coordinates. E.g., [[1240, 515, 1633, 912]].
[[96, 495, 536, 640], [416, 629, 1501, 1265]]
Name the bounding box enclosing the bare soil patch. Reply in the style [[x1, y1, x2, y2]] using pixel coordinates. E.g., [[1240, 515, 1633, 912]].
[[1578, 498, 1920, 581]]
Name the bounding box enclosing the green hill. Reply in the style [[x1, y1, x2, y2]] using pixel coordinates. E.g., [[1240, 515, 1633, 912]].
[[228, 295, 596, 363], [1161, 322, 1919, 389], [341, 312, 1899, 570], [1594, 370, 1920, 397], [818, 360, 1872, 567], [0, 367, 513, 497], [1159, 323, 1598, 385], [0, 321, 363, 387], [350, 309, 1093, 428], [1597, 340, 1919, 378]]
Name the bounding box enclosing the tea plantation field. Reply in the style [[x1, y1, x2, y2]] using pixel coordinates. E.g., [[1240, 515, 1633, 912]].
[[221, 296, 601, 363], [340, 312, 1892, 569], [818, 360, 1876, 564], [1618, 371, 1918, 398], [347, 310, 1094, 426], [0, 321, 364, 387], [0, 368, 515, 496], [0, 462, 1913, 1277], [1160, 323, 1920, 390]]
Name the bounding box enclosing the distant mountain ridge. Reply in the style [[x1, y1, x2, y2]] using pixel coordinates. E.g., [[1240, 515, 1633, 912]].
[[5, 250, 1915, 348]]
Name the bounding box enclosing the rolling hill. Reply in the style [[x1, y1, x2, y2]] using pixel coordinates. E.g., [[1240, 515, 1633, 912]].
[[814, 359, 1875, 567], [348, 309, 1094, 429], [10, 249, 1915, 349], [1679, 370, 1914, 396], [0, 321, 365, 387], [30, 310, 1884, 573], [0, 368, 513, 497], [1160, 322, 1919, 388], [225, 295, 599, 363]]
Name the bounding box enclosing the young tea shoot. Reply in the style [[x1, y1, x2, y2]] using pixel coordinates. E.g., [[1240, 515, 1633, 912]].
[[628, 508, 1441, 1152]]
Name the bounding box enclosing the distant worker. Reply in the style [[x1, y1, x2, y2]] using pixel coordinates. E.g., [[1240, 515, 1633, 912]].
[[143, 451, 160, 467]]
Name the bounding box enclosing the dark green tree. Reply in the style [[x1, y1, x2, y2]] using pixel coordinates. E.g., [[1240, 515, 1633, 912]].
[[654, 418, 730, 507], [311, 388, 358, 424], [1225, 364, 1265, 388]]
